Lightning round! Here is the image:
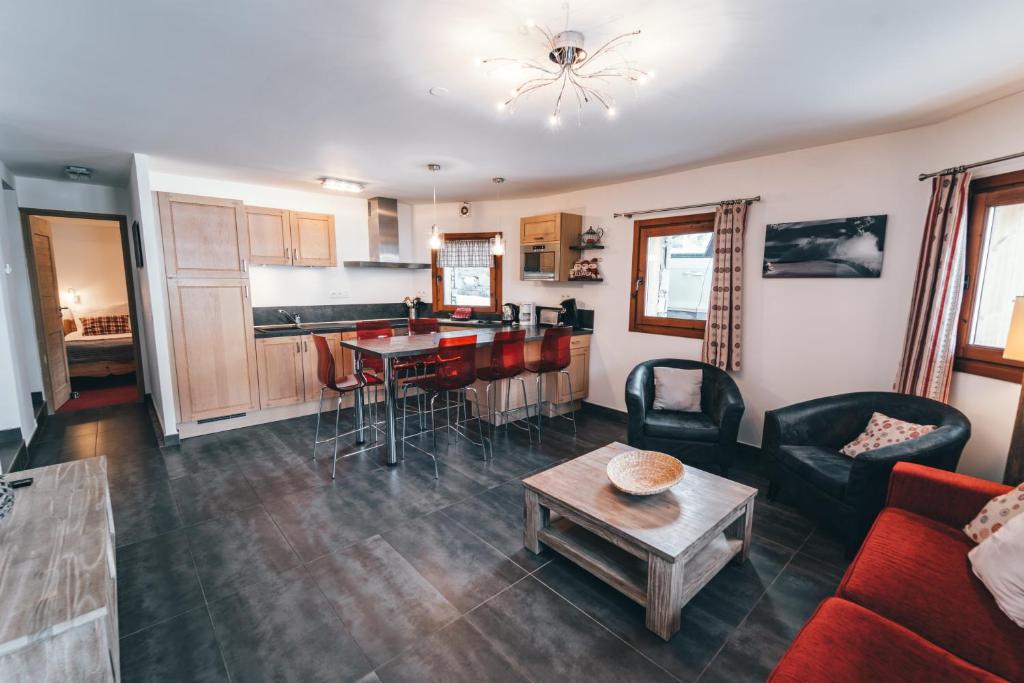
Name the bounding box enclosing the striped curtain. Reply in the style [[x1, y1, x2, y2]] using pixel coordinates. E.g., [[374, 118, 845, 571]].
[[702, 201, 748, 371], [895, 171, 972, 402], [438, 239, 492, 268]]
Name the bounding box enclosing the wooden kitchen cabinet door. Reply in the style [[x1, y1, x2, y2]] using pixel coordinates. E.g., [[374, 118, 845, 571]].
[[246, 206, 293, 265], [289, 212, 336, 266], [158, 193, 251, 277], [301, 333, 346, 402], [521, 214, 559, 243], [166, 278, 260, 421], [257, 336, 306, 408]]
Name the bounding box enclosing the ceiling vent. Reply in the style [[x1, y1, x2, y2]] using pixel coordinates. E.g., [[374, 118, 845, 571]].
[[64, 165, 92, 181]]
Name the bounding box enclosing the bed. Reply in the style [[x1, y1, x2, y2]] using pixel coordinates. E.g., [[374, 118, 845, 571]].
[[64, 330, 137, 378]]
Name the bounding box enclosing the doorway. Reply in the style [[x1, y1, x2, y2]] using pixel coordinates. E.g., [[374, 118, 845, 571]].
[[20, 209, 145, 413]]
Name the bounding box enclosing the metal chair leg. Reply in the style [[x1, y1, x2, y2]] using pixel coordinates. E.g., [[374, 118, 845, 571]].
[[514, 376, 534, 444], [560, 369, 578, 434], [535, 373, 544, 443], [312, 387, 325, 460], [430, 392, 439, 452], [331, 394, 343, 478], [466, 386, 489, 460]]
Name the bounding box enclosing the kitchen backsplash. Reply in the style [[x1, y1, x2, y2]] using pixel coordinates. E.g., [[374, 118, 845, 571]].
[[253, 302, 594, 328]]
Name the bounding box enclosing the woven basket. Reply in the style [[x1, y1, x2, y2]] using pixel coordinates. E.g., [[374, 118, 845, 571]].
[[606, 450, 684, 496]]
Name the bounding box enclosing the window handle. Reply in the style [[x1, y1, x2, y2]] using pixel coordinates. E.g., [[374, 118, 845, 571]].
[[633, 275, 644, 297]]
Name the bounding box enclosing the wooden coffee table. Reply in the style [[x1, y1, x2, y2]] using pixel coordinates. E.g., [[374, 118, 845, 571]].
[[522, 442, 757, 640]]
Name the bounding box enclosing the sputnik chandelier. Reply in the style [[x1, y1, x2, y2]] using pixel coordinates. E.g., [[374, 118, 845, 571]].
[[482, 6, 649, 126]]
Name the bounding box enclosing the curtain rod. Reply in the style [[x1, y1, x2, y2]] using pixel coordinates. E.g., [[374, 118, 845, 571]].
[[919, 150, 1024, 181], [613, 195, 761, 219]]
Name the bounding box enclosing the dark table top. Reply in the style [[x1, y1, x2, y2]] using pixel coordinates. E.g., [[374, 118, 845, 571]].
[[339, 324, 591, 358], [253, 317, 510, 338]]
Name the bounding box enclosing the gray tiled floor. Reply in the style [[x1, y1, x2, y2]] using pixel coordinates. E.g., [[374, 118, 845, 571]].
[[26, 402, 849, 682]]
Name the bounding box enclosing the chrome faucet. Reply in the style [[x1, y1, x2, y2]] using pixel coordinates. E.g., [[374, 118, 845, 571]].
[[278, 309, 301, 325]]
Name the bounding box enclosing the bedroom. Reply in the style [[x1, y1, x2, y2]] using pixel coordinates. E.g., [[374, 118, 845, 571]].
[[28, 212, 141, 412]]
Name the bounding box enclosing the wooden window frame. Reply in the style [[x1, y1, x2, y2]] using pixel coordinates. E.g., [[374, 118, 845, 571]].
[[628, 212, 716, 339], [955, 169, 1024, 383], [431, 231, 503, 314]]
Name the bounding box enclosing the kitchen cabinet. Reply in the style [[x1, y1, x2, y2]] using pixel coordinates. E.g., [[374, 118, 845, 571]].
[[520, 212, 582, 245], [257, 336, 306, 408], [158, 192, 251, 278], [167, 278, 260, 421], [246, 206, 293, 266], [290, 211, 336, 266]]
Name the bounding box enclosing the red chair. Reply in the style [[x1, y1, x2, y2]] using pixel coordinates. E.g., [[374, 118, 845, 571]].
[[523, 326, 577, 441], [310, 334, 382, 478], [476, 329, 533, 444], [408, 317, 440, 335], [401, 334, 489, 476]]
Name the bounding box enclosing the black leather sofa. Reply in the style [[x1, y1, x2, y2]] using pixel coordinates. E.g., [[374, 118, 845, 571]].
[[625, 359, 745, 475], [763, 391, 971, 554]]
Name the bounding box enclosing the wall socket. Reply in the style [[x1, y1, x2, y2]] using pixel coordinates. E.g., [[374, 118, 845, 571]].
[[329, 290, 350, 300]]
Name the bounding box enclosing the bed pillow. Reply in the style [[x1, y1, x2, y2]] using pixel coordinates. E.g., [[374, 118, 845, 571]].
[[72, 303, 129, 327], [840, 412, 937, 457], [652, 367, 703, 412], [79, 314, 131, 336]]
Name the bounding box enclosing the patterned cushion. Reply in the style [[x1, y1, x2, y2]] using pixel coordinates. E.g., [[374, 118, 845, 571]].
[[840, 411, 937, 457], [80, 314, 131, 336], [964, 481, 1024, 544]]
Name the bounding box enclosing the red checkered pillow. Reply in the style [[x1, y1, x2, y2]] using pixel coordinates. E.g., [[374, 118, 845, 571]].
[[79, 314, 131, 336]]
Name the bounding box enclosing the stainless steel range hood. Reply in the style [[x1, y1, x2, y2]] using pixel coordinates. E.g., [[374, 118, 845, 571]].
[[343, 196, 430, 269]]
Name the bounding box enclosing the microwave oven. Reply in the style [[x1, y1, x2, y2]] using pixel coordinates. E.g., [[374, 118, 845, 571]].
[[521, 242, 560, 281]]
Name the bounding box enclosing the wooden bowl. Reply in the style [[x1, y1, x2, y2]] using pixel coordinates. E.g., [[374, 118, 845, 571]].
[[606, 450, 684, 496]]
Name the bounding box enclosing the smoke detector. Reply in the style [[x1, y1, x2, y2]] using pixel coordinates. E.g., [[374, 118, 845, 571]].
[[64, 165, 92, 181]]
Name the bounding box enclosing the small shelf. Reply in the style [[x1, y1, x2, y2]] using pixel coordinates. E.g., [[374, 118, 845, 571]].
[[569, 244, 606, 251], [568, 278, 604, 282]]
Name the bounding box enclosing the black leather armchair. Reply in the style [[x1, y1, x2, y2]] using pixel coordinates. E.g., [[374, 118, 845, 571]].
[[764, 391, 971, 554], [625, 359, 745, 475]]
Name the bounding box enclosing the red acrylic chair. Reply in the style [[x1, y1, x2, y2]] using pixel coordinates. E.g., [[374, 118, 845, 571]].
[[523, 326, 577, 441], [476, 329, 533, 444], [408, 317, 440, 335], [310, 334, 383, 478], [401, 334, 489, 476]]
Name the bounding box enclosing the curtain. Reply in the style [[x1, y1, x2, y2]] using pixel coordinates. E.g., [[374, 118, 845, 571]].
[[895, 171, 972, 402], [439, 239, 492, 268], [702, 201, 748, 371]]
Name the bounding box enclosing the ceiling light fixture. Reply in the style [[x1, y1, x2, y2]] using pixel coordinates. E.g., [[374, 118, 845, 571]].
[[482, 4, 646, 125], [428, 163, 443, 251], [320, 177, 365, 193], [491, 177, 506, 256], [64, 165, 92, 181]]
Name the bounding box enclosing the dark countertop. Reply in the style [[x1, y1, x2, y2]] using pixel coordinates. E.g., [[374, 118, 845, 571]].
[[339, 324, 592, 358], [254, 318, 592, 339]]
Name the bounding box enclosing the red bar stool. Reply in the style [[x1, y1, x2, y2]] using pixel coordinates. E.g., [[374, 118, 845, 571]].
[[523, 326, 577, 442], [408, 317, 440, 335], [309, 334, 382, 478], [400, 334, 489, 477], [476, 329, 533, 444]]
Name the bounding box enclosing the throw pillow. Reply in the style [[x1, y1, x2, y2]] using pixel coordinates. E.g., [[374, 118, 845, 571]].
[[840, 412, 937, 457], [652, 367, 702, 412], [964, 481, 1024, 544], [80, 314, 131, 336], [968, 511, 1024, 628]]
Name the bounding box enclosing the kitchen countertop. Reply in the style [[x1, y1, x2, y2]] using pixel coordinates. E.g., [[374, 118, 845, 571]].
[[339, 324, 591, 359], [254, 318, 592, 339]]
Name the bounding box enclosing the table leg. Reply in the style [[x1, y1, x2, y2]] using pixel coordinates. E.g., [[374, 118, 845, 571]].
[[727, 498, 755, 565], [354, 352, 365, 444], [523, 489, 548, 554], [382, 356, 398, 466], [646, 554, 684, 641]]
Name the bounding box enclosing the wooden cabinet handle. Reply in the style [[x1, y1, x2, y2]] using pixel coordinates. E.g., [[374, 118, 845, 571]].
[[241, 258, 247, 272]]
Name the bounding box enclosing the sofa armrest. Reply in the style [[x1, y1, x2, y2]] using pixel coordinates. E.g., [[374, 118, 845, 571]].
[[886, 462, 1011, 529], [624, 364, 651, 445]]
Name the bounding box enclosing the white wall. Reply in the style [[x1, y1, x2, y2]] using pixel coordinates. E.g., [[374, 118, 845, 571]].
[[129, 154, 176, 436], [14, 176, 128, 215], [147, 172, 429, 307], [413, 90, 1024, 481], [48, 218, 129, 312]]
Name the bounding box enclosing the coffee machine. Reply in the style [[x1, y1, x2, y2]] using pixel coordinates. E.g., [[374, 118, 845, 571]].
[[502, 302, 520, 325], [559, 298, 579, 329]]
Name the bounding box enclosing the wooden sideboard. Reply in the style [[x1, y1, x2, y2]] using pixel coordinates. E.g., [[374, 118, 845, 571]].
[[0, 458, 118, 682]]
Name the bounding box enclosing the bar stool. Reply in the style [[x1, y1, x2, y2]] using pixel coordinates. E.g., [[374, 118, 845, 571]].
[[408, 317, 440, 335], [354, 320, 422, 435], [309, 334, 382, 478], [524, 326, 577, 442], [476, 329, 533, 445], [400, 334, 489, 477]]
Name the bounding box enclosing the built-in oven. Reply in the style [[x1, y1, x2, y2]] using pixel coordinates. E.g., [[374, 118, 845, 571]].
[[521, 242, 560, 281]]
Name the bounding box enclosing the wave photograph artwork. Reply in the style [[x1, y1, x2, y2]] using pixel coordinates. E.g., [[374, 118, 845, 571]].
[[763, 214, 887, 278]]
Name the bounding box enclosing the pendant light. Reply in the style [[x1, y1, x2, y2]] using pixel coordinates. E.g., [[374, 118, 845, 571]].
[[491, 177, 506, 256], [428, 163, 443, 250]]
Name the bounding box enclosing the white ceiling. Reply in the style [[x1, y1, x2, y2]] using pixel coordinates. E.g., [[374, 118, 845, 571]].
[[2, 0, 1024, 201]]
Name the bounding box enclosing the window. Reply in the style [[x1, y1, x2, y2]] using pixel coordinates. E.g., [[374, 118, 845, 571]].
[[956, 170, 1024, 382], [628, 213, 715, 338], [431, 232, 503, 313]]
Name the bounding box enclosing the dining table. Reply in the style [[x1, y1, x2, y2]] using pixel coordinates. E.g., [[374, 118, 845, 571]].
[[339, 325, 586, 466]]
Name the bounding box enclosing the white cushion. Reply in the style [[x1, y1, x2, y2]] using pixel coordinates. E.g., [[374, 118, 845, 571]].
[[964, 481, 1024, 544], [840, 411, 937, 457], [652, 367, 702, 412], [969, 511, 1024, 628]]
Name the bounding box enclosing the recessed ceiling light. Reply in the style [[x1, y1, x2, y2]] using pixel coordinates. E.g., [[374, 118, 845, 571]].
[[429, 86, 450, 97], [320, 177, 365, 193], [64, 165, 92, 180]]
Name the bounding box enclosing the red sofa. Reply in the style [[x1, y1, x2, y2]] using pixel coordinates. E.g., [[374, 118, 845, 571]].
[[770, 462, 1023, 682]]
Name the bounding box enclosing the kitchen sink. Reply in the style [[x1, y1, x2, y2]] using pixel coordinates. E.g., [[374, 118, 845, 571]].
[[254, 323, 299, 332]]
